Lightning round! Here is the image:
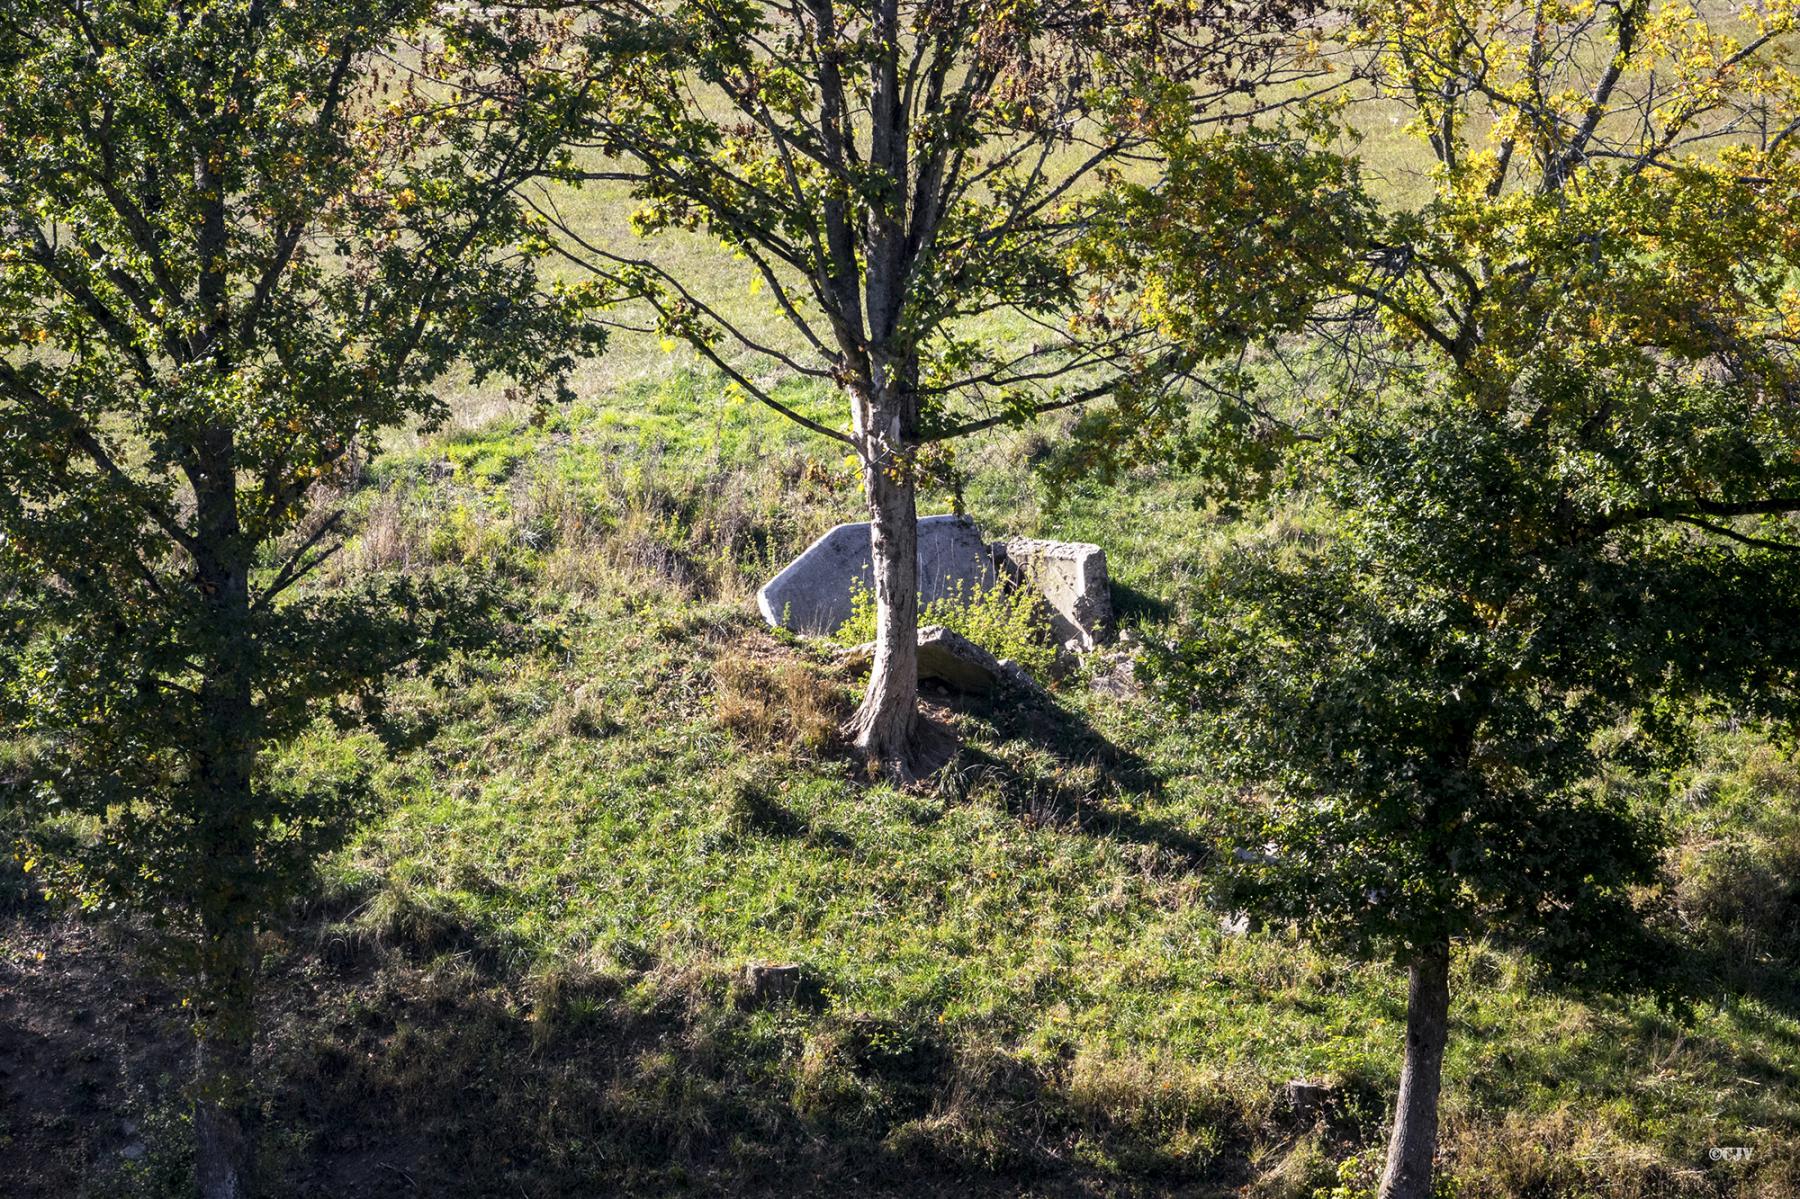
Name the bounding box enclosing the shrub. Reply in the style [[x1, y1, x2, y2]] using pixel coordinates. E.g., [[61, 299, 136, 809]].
[[836, 577, 1056, 676]]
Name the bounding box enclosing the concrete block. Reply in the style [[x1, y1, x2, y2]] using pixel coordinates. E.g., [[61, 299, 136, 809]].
[[838, 624, 1040, 695], [743, 962, 803, 1004], [995, 537, 1113, 649], [757, 514, 995, 635]]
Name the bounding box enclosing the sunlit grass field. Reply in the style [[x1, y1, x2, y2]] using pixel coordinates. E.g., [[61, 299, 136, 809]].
[[116, 365, 1783, 1196], [8, 10, 1800, 1195]]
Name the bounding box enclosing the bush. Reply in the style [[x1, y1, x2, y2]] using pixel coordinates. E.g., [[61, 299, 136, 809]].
[[836, 577, 1057, 676]]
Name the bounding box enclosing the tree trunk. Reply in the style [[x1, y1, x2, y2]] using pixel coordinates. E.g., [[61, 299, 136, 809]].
[[193, 918, 256, 1199], [846, 421, 920, 776], [189, 430, 260, 1199], [1378, 941, 1451, 1199], [190, 796, 259, 1199]]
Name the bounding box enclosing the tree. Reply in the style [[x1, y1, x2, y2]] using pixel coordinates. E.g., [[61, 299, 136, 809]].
[[0, 3, 599, 1194], [1103, 0, 1800, 1193], [534, 0, 1324, 776], [1150, 398, 1774, 1198]]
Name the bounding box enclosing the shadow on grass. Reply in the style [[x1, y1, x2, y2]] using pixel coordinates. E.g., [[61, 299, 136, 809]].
[[1108, 579, 1176, 628], [1485, 891, 1800, 1035], [0, 916, 191, 1199], [924, 679, 1212, 868], [249, 920, 1261, 1199], [1675, 938, 1800, 1029], [10, 884, 1800, 1199]]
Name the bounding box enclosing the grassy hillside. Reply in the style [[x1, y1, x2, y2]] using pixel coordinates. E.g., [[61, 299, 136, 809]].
[[8, 359, 1797, 1198]]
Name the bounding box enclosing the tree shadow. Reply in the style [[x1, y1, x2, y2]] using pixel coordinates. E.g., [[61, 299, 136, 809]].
[[0, 917, 189, 1199], [923, 679, 1213, 868], [1668, 936, 1800, 1025], [10, 882, 1800, 1199], [1484, 902, 1800, 1030], [726, 775, 857, 854], [246, 924, 1258, 1199]]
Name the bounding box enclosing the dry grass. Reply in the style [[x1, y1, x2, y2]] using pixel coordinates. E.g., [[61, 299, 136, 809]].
[[714, 656, 849, 753], [1440, 1104, 1754, 1199]]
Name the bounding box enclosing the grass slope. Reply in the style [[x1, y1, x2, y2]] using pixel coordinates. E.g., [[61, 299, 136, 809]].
[[10, 363, 1797, 1198]]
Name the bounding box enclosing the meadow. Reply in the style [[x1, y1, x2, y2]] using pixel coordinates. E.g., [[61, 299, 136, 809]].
[[6, 6, 1800, 1193], [7, 347, 1796, 1197]]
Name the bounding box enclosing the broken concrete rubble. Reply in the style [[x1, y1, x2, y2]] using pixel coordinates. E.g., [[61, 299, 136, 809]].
[[1086, 648, 1139, 698], [837, 625, 1039, 695]]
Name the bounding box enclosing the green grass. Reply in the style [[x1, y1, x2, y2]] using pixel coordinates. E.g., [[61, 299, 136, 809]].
[[121, 363, 1788, 1197], [7, 355, 1795, 1196], [17, 27, 1800, 1189]]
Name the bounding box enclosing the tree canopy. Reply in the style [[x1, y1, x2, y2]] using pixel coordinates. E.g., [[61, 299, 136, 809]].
[[0, 2, 599, 1193], [530, 0, 1327, 773], [1112, 1, 1800, 1195]]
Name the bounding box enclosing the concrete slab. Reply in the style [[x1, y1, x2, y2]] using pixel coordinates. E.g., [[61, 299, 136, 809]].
[[837, 624, 1041, 694], [757, 514, 995, 635]]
